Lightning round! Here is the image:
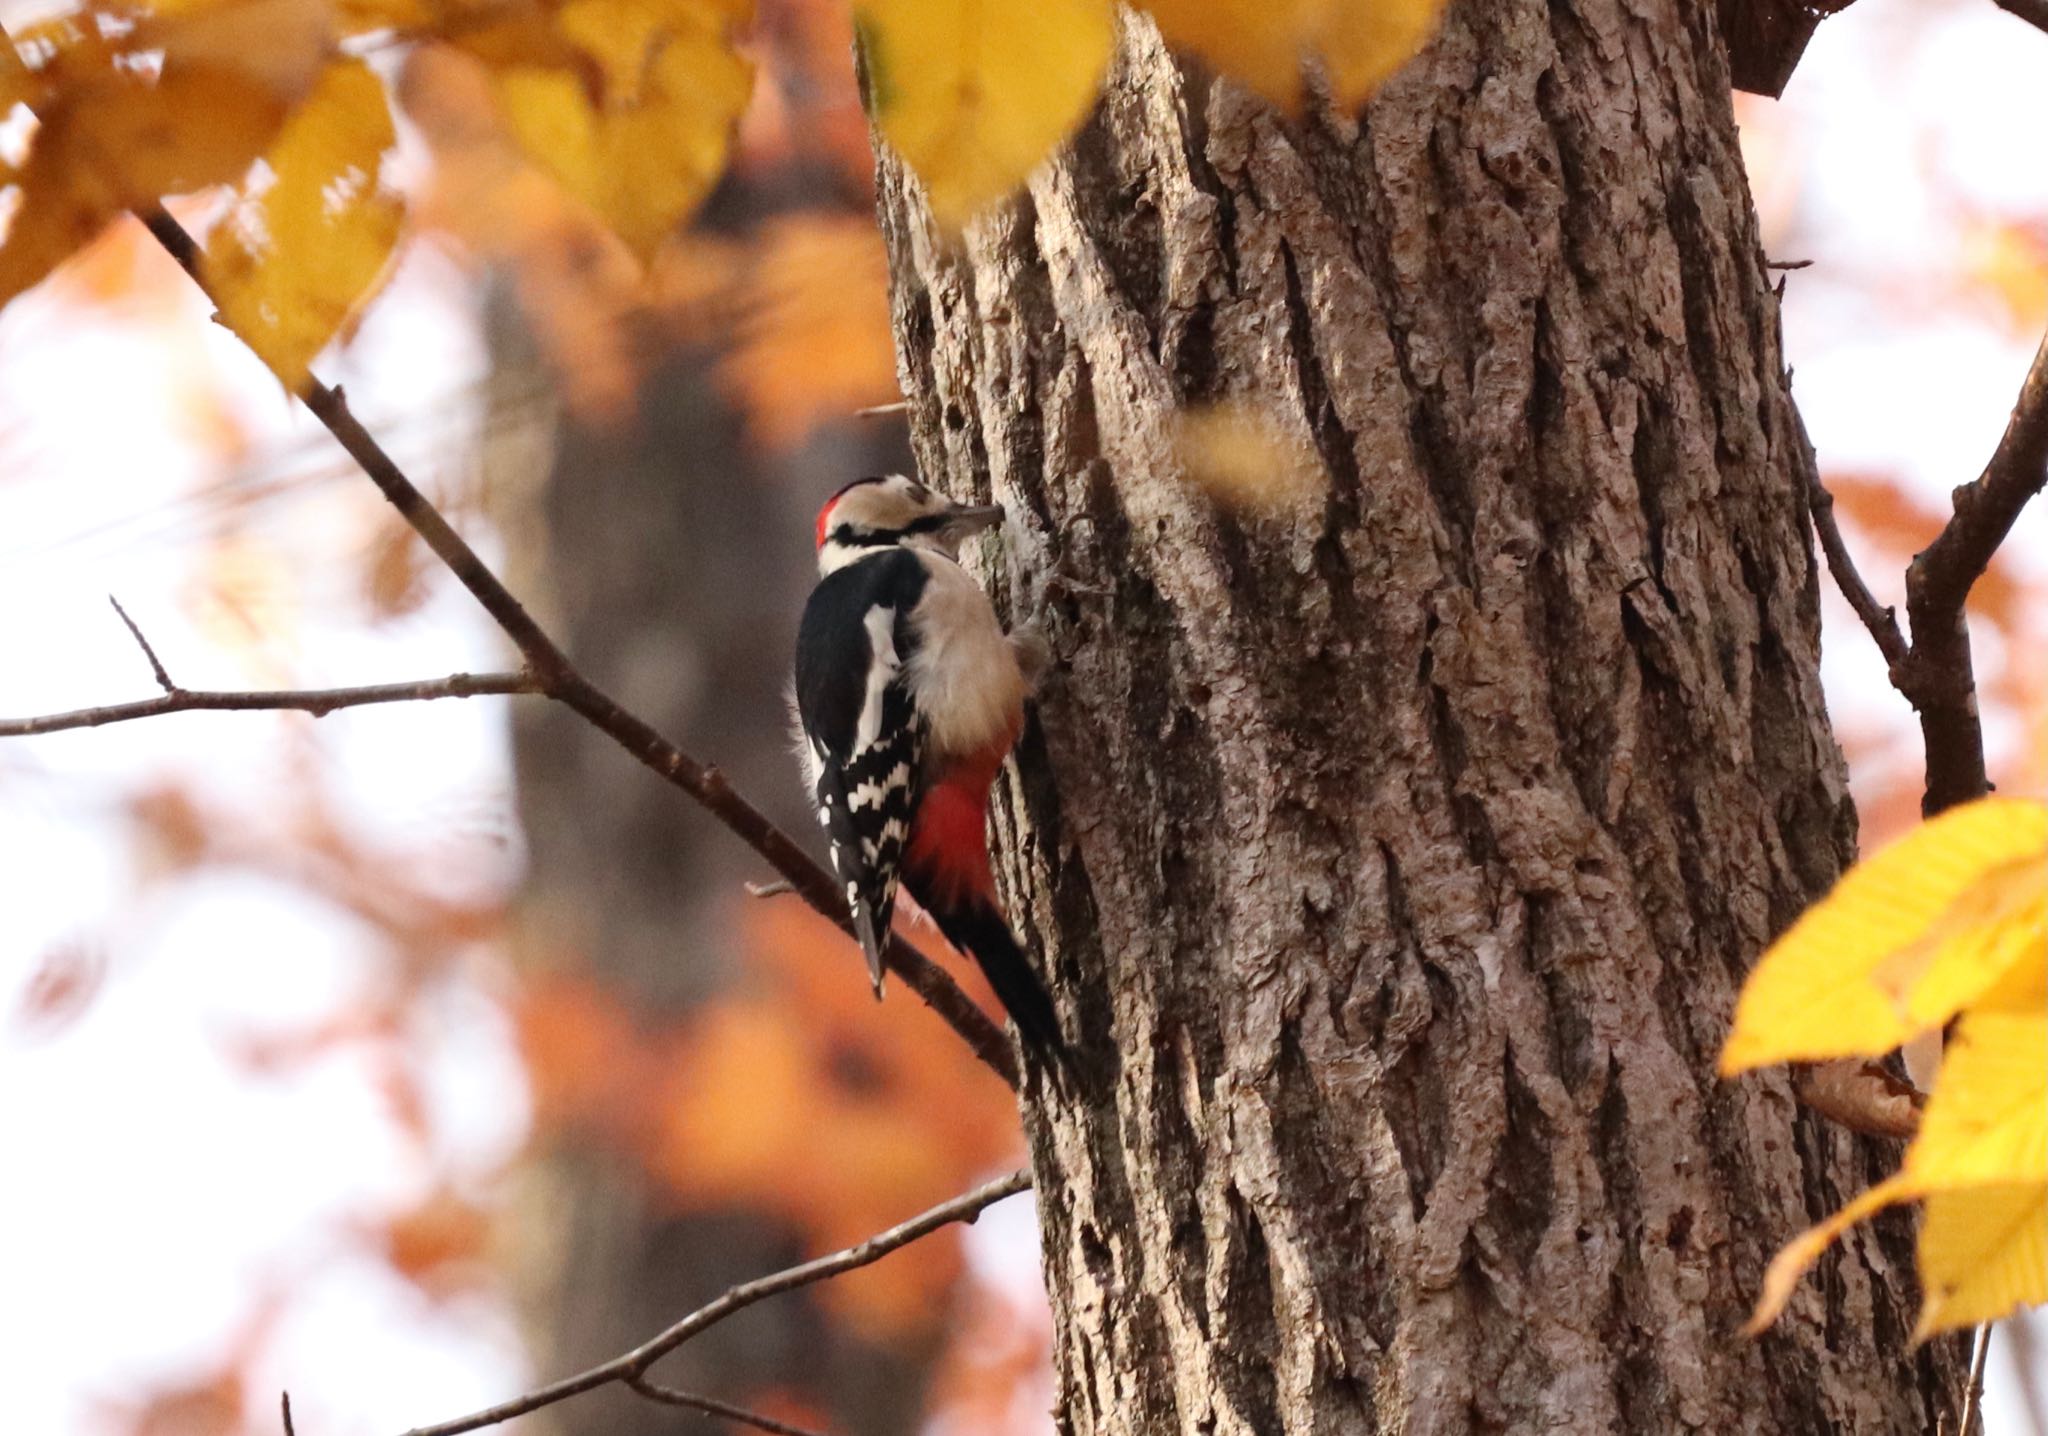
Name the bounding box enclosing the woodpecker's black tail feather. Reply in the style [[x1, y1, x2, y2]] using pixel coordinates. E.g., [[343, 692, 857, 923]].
[[917, 894, 1065, 1068]]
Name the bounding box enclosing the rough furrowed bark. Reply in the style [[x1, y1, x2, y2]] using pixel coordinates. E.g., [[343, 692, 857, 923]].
[[874, 4, 1966, 1433]]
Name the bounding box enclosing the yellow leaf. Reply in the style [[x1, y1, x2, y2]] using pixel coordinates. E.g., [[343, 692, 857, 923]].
[[72, 63, 291, 198], [202, 58, 402, 391], [7, 12, 112, 92], [1876, 852, 2048, 1030], [133, 0, 338, 104], [0, 161, 117, 313], [1141, 0, 1442, 109], [492, 21, 751, 260], [337, 0, 436, 33], [1140, 0, 1303, 103], [855, 0, 1112, 227], [1915, 1182, 2048, 1338], [1721, 797, 2048, 1073], [1320, 0, 1441, 105], [448, 7, 582, 71], [554, 0, 731, 104], [0, 59, 286, 316], [1745, 1173, 1916, 1335], [1907, 1003, 2048, 1193], [1, 24, 38, 115], [1962, 219, 2048, 336]]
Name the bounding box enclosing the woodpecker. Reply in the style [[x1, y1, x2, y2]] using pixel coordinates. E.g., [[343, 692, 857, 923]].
[[792, 474, 1063, 1060]]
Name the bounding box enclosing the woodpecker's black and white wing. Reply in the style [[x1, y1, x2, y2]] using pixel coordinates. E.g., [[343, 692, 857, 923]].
[[793, 549, 931, 992]]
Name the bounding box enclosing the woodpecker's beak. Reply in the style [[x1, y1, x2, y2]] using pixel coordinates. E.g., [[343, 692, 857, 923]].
[[941, 502, 1006, 545]]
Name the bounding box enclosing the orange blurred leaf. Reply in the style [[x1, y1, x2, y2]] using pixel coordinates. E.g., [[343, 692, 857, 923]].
[[714, 215, 900, 450], [126, 1372, 244, 1436], [129, 783, 214, 875], [366, 520, 432, 617], [649, 901, 1020, 1336], [1172, 402, 1327, 511], [1142, 0, 1443, 108], [382, 1189, 494, 1283], [517, 969, 665, 1140], [12, 940, 106, 1039]]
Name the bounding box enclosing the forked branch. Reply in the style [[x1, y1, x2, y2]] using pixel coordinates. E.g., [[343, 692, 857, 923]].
[[0, 669, 539, 737], [1900, 327, 2048, 813], [1808, 323, 2048, 815], [394, 1168, 1031, 1436], [134, 207, 1018, 1087]]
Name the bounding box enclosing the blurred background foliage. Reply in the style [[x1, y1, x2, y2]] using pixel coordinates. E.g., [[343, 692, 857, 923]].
[[0, 0, 2042, 1432]]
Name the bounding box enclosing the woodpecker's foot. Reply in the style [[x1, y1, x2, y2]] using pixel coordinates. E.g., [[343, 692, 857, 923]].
[[1040, 566, 1114, 603], [1009, 624, 1053, 692]]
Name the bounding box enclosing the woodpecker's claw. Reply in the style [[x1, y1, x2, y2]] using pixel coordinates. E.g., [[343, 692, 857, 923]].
[[1008, 624, 1053, 692]]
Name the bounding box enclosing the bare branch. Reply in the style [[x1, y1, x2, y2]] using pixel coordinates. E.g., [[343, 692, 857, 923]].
[[746, 879, 797, 899], [1961, 1322, 1993, 1434], [1992, 0, 2048, 35], [109, 596, 177, 693], [625, 1376, 838, 1436], [0, 671, 540, 738], [138, 206, 1019, 1088], [282, 1392, 297, 1436], [395, 1168, 1032, 1436], [1901, 326, 2048, 814], [1805, 472, 1910, 672]]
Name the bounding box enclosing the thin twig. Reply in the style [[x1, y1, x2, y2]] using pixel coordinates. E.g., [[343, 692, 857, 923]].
[[109, 596, 176, 693], [746, 879, 796, 899], [1961, 1322, 1993, 1434], [625, 1376, 837, 1436], [138, 206, 1019, 1089], [281, 1392, 297, 1436], [853, 400, 909, 417], [0, 671, 540, 738], [1901, 326, 2048, 814], [1806, 471, 1910, 671], [395, 1168, 1031, 1436], [1992, 0, 2048, 35]]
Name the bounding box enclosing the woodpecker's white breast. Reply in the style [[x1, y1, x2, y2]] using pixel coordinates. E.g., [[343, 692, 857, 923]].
[[905, 552, 1026, 760]]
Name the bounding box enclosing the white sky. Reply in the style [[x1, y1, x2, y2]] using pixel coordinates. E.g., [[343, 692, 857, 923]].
[[0, 1, 2044, 1432]]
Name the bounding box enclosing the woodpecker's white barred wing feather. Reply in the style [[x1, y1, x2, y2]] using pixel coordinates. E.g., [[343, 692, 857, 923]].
[[794, 549, 934, 994]]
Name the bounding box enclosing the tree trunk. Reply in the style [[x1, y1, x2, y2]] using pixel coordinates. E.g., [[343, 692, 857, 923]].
[[873, 6, 1966, 1433]]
